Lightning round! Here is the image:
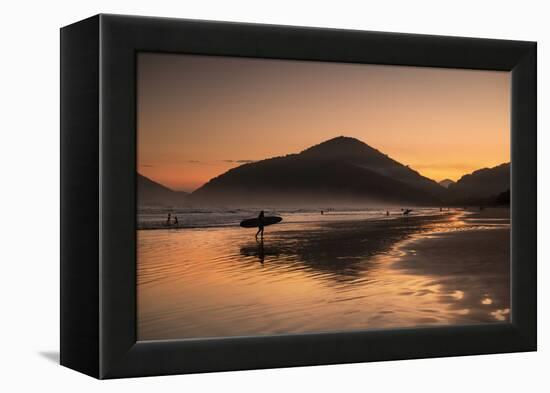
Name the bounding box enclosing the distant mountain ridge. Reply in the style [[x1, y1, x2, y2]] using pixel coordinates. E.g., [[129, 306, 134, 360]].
[[448, 163, 510, 201], [137, 137, 510, 207], [439, 179, 455, 188], [138, 174, 187, 207], [188, 136, 447, 206]]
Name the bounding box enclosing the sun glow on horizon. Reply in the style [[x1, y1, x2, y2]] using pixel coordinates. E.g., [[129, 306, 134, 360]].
[[138, 53, 510, 191]]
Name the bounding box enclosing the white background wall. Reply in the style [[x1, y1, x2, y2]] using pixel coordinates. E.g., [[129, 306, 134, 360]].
[[0, 0, 546, 391]]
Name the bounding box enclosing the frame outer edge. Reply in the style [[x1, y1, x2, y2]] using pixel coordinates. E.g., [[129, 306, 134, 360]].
[[60, 15, 101, 378], [93, 14, 537, 379], [510, 43, 537, 349]]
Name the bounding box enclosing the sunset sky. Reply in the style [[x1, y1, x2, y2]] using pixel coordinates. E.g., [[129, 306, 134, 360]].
[[137, 53, 510, 192]]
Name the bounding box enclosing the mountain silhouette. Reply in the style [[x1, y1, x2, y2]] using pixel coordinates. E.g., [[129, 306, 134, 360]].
[[438, 179, 455, 188], [300, 137, 446, 197], [447, 163, 510, 201], [138, 173, 187, 207], [188, 136, 447, 206]]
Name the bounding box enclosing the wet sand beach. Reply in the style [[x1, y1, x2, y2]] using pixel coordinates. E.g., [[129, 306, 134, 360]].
[[137, 208, 510, 341], [384, 208, 510, 323]]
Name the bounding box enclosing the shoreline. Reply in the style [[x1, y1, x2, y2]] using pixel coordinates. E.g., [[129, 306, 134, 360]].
[[136, 207, 461, 231], [382, 207, 510, 323]]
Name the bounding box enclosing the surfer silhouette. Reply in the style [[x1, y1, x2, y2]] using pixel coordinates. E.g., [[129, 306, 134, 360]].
[[240, 212, 282, 235], [256, 210, 265, 239]]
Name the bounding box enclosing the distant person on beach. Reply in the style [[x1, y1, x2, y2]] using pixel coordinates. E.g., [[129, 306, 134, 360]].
[[256, 210, 265, 239], [386, 210, 389, 216], [321, 210, 324, 215], [174, 216, 179, 225], [166, 213, 171, 225]]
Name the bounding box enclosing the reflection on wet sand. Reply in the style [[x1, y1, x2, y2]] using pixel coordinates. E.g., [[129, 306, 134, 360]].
[[137, 208, 510, 341]]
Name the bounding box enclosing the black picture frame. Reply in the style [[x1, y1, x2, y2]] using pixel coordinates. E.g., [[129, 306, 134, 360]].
[[60, 14, 537, 379]]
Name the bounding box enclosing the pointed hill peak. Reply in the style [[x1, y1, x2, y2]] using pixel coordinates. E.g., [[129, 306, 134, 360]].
[[300, 136, 384, 158]]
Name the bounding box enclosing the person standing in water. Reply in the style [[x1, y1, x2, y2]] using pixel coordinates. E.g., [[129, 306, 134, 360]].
[[166, 213, 171, 225], [174, 216, 179, 225], [256, 210, 265, 239]]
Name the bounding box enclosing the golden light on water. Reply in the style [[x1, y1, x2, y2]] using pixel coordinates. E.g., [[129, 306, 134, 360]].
[[491, 309, 511, 321], [137, 210, 510, 340]]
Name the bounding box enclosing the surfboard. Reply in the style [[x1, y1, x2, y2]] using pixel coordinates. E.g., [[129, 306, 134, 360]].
[[240, 216, 282, 228]]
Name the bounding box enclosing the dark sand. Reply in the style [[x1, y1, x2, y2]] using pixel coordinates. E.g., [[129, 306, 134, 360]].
[[389, 208, 510, 322]]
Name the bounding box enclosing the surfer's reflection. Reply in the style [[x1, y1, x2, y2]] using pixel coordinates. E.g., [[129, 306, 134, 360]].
[[240, 239, 280, 264], [257, 238, 265, 264]]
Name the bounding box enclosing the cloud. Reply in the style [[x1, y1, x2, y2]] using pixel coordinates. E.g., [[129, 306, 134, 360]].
[[182, 159, 257, 165], [222, 159, 255, 164]]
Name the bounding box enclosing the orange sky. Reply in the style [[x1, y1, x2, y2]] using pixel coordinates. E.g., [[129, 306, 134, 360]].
[[137, 53, 510, 192]]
